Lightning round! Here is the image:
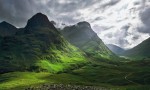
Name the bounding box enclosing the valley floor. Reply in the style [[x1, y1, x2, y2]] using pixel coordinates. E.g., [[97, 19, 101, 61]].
[[0, 60, 150, 90]]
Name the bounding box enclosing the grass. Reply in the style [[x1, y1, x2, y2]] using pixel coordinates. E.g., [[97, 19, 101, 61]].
[[0, 60, 150, 90], [35, 44, 87, 73], [0, 72, 50, 90]]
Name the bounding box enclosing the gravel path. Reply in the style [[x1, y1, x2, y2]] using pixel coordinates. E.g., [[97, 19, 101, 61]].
[[25, 84, 109, 90], [125, 72, 140, 85]]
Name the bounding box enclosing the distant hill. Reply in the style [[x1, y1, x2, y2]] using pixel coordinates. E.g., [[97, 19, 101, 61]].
[[122, 37, 150, 59], [106, 44, 125, 55], [0, 21, 18, 37], [0, 13, 87, 73], [61, 21, 116, 60]]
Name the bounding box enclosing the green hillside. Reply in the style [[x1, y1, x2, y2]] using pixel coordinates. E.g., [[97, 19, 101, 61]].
[[0, 13, 149, 90], [0, 13, 87, 73], [61, 21, 116, 60], [0, 59, 150, 90], [122, 37, 150, 59]]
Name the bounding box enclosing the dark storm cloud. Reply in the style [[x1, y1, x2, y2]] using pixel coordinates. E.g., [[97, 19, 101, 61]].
[[0, 0, 101, 27], [94, 0, 121, 11], [121, 25, 131, 36], [138, 7, 150, 34], [46, 0, 98, 13], [44, 0, 103, 25], [121, 25, 130, 31], [132, 35, 140, 41], [118, 39, 129, 47], [0, 0, 122, 27], [0, 0, 38, 27]]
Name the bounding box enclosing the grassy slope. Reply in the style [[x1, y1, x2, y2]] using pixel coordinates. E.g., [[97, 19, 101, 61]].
[[0, 13, 88, 74], [0, 27, 87, 73], [36, 43, 87, 73], [123, 38, 150, 60], [1, 60, 150, 90], [61, 22, 116, 61]]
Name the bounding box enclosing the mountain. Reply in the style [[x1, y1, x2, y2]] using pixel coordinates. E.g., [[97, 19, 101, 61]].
[[61, 21, 116, 60], [0, 21, 17, 37], [0, 13, 87, 73], [122, 37, 150, 59], [106, 44, 125, 55]]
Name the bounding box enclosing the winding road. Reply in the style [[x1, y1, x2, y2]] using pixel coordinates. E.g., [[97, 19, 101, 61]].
[[125, 72, 140, 85]]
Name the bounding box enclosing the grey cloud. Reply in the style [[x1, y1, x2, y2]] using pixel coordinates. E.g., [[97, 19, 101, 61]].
[[132, 35, 140, 41], [102, 0, 120, 8], [121, 25, 130, 36], [103, 30, 129, 47], [94, 17, 103, 21], [121, 25, 130, 31], [93, 25, 114, 32], [0, 0, 38, 27], [0, 0, 102, 27], [118, 39, 129, 47], [105, 33, 113, 38], [138, 7, 150, 33], [94, 0, 121, 13], [0, 0, 120, 27]]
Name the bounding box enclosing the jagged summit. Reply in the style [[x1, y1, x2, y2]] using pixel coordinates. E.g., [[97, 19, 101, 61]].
[[61, 22, 116, 60], [77, 21, 91, 28], [25, 13, 56, 30], [63, 21, 98, 40]]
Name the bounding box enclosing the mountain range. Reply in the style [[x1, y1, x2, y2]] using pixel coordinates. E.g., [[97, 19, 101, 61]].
[[61, 21, 116, 60], [0, 13, 87, 73], [0, 13, 150, 90], [106, 44, 125, 55]]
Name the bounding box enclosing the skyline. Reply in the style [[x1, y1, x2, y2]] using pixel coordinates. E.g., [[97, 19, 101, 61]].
[[0, 0, 150, 49]]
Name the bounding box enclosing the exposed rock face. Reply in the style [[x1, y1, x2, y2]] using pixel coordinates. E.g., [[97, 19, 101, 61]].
[[25, 13, 56, 29]]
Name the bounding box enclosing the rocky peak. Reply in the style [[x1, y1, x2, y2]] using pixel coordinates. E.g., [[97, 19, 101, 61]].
[[77, 21, 91, 28], [25, 13, 56, 30]]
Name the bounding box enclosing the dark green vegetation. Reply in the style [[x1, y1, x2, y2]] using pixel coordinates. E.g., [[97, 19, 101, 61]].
[[0, 60, 150, 90], [106, 44, 125, 55], [61, 22, 117, 60], [122, 37, 150, 60], [0, 13, 150, 90], [0, 13, 87, 73]]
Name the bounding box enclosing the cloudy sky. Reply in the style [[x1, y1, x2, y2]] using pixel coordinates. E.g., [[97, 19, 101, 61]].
[[0, 0, 150, 49]]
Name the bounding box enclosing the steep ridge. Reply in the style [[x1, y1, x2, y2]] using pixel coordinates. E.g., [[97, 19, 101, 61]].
[[61, 21, 116, 60], [0, 13, 87, 73]]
